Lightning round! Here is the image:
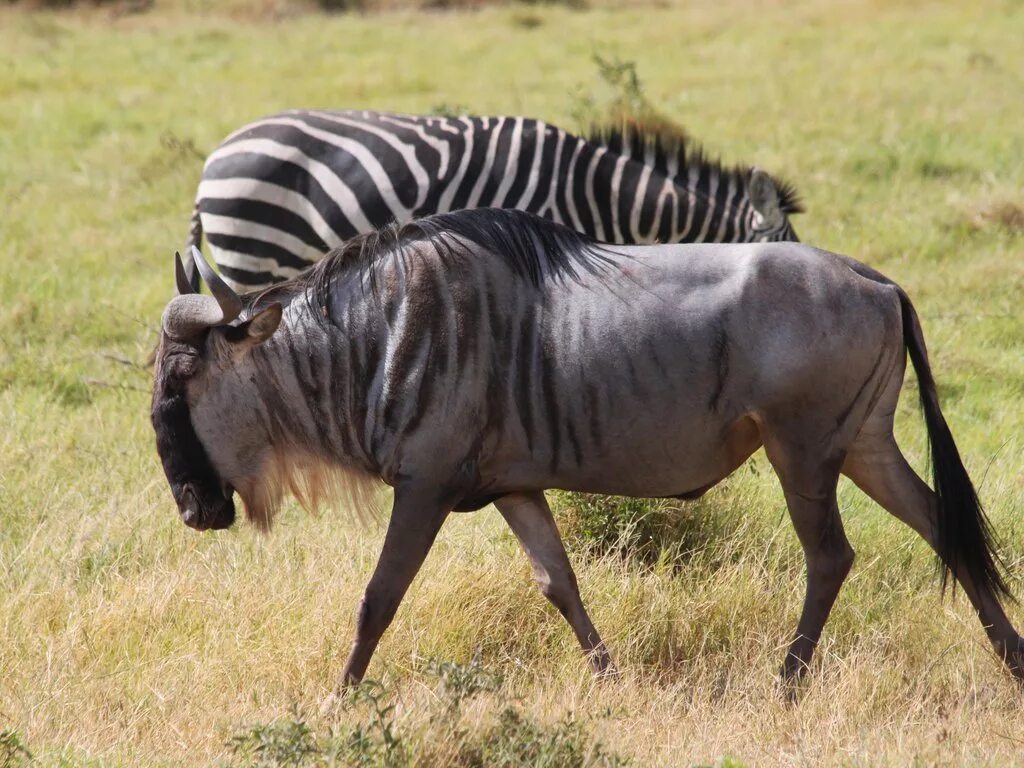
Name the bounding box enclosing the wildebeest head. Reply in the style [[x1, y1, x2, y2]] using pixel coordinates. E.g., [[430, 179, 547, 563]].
[[151, 247, 282, 531], [748, 168, 802, 242]]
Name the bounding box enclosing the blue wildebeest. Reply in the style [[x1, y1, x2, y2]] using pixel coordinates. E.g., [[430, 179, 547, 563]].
[[181, 110, 801, 291], [152, 208, 1022, 687]]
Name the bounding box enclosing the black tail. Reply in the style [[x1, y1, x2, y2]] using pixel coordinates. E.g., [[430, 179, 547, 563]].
[[898, 290, 1011, 600], [182, 198, 203, 293]]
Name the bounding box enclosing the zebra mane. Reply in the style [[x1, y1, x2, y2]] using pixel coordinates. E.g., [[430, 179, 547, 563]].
[[245, 208, 614, 318], [585, 121, 804, 215]]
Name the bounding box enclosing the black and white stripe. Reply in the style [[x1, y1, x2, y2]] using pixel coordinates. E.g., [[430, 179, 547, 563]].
[[189, 110, 803, 290]]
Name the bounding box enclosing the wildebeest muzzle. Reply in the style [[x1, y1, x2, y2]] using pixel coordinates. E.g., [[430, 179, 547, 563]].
[[177, 481, 235, 531]]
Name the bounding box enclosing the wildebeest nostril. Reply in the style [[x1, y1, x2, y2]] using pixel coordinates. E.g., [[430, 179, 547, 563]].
[[180, 486, 200, 526]]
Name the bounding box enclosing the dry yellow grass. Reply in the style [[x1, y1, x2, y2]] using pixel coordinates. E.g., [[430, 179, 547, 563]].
[[1, 0, 1023, 765]]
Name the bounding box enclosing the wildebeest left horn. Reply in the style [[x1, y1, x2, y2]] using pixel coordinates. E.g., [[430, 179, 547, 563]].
[[175, 251, 195, 295]]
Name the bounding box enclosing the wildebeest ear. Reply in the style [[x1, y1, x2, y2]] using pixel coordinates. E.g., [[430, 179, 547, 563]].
[[232, 302, 282, 346], [749, 167, 784, 228]]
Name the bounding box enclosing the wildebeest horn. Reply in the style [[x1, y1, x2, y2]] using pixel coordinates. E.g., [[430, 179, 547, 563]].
[[190, 245, 242, 322], [175, 251, 194, 295], [162, 249, 242, 339]]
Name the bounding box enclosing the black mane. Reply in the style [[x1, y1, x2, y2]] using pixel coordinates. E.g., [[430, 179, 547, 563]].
[[585, 122, 804, 215], [245, 208, 614, 318]]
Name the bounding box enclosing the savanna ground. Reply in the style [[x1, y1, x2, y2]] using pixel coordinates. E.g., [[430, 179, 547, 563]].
[[2, 0, 1024, 765]]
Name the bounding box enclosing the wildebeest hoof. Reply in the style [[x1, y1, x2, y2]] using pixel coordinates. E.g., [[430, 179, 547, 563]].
[[1006, 638, 1024, 683], [318, 689, 347, 717]]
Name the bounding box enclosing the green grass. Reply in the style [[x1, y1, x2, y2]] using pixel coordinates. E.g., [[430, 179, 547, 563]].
[[1, 1, 1023, 765]]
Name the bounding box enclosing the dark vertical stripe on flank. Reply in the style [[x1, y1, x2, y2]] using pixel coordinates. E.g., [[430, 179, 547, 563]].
[[347, 312, 369, 457], [501, 120, 538, 208], [565, 419, 583, 467], [552, 134, 576, 225], [712, 173, 729, 241], [450, 118, 491, 211], [402, 331, 434, 437], [539, 333, 561, 472], [283, 325, 328, 449], [516, 306, 538, 451], [616, 161, 642, 244], [656, 189, 675, 244], [414, 119, 464, 216], [637, 173, 662, 240], [571, 143, 597, 236], [322, 332, 347, 458], [478, 118, 515, 207], [454, 275, 482, 375], [525, 126, 559, 213], [593, 151, 617, 243], [585, 381, 604, 448]]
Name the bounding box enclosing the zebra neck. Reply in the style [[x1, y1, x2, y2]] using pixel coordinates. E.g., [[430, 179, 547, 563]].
[[585, 142, 753, 245]]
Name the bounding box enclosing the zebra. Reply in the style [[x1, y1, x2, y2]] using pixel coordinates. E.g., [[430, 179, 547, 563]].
[[184, 110, 803, 291], [153, 208, 1022, 689]]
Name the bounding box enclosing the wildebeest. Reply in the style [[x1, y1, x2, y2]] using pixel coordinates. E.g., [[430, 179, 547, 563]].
[[182, 110, 801, 290], [152, 208, 1022, 687]]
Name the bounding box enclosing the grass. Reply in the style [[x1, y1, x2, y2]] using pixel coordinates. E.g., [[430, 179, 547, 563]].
[[1, 0, 1023, 765]]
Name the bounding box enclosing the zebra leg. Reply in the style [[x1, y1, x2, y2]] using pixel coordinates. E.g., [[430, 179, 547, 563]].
[[340, 486, 450, 686], [495, 492, 616, 675]]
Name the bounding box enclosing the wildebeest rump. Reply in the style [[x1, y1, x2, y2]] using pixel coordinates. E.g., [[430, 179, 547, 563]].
[[152, 208, 1023, 688]]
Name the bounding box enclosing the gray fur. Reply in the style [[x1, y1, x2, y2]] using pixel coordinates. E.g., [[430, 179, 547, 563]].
[[153, 209, 1023, 690]]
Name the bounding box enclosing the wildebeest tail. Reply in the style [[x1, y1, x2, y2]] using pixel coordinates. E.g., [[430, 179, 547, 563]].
[[181, 196, 203, 293], [897, 288, 1011, 600]]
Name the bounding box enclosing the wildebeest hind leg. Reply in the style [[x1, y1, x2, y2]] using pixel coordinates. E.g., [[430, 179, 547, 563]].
[[339, 486, 450, 686], [843, 437, 1024, 679], [763, 440, 854, 692], [495, 492, 616, 675]]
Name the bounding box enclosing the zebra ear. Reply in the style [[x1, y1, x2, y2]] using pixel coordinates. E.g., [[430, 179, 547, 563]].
[[749, 168, 784, 229]]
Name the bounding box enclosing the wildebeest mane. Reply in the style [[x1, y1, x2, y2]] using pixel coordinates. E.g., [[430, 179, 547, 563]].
[[586, 122, 804, 215], [246, 208, 615, 321]]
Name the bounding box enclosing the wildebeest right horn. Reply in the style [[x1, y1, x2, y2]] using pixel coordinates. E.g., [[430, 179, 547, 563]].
[[162, 249, 242, 340], [190, 245, 242, 322]]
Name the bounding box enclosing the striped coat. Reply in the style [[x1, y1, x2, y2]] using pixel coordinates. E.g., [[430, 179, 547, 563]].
[[188, 110, 802, 290]]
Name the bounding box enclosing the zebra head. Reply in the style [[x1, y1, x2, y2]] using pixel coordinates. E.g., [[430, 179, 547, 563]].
[[151, 247, 282, 530], [748, 168, 802, 242]]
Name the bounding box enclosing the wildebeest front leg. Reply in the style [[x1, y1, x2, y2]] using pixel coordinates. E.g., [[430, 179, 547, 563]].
[[340, 487, 450, 686], [495, 492, 616, 675]]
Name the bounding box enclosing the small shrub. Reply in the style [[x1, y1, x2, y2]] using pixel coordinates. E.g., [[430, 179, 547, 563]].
[[430, 102, 470, 118], [570, 54, 680, 136], [459, 708, 627, 768], [550, 488, 749, 570], [228, 713, 321, 768], [225, 662, 626, 767], [421, 655, 504, 711], [313, 0, 366, 11]]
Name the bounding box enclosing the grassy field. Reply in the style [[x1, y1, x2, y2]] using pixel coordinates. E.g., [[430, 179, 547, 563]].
[[2, 0, 1024, 765]]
